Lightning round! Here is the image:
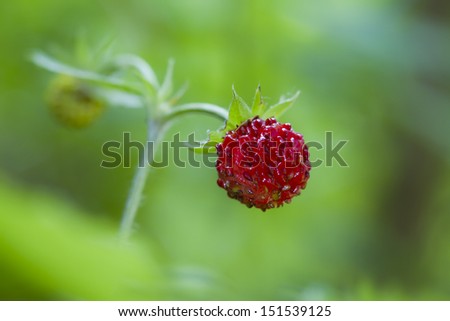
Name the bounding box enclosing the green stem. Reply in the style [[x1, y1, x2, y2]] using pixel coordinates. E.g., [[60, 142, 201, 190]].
[[118, 119, 161, 243], [118, 102, 227, 242], [162, 103, 228, 122], [31, 51, 142, 94]]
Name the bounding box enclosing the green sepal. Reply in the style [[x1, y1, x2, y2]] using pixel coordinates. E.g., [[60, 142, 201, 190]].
[[198, 86, 254, 155], [191, 86, 301, 155], [261, 91, 300, 119], [208, 130, 225, 144], [158, 59, 175, 101], [184, 129, 221, 154], [225, 85, 252, 131], [251, 84, 266, 116], [190, 128, 225, 154]]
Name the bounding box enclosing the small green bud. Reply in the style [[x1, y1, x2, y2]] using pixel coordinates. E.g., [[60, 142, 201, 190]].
[[46, 75, 105, 128]]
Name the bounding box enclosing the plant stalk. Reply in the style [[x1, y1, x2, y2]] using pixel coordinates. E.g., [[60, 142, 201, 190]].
[[118, 118, 161, 243], [118, 101, 227, 242]]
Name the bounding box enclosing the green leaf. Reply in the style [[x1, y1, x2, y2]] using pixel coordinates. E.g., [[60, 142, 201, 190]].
[[261, 91, 301, 119], [113, 54, 160, 90], [91, 35, 117, 68], [251, 84, 266, 115], [225, 86, 252, 131], [96, 88, 143, 109], [158, 59, 175, 101], [168, 81, 189, 105]]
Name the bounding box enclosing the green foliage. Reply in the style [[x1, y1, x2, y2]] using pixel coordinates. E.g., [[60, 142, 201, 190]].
[[0, 175, 163, 300]]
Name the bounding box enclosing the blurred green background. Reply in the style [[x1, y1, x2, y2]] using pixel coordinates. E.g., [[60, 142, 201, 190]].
[[1, 0, 449, 300]]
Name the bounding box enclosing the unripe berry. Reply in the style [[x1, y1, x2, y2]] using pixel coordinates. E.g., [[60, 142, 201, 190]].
[[46, 75, 105, 128]]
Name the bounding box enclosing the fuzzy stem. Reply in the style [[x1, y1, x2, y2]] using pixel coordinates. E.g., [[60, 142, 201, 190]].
[[162, 103, 228, 122], [118, 103, 226, 243], [118, 118, 161, 243]]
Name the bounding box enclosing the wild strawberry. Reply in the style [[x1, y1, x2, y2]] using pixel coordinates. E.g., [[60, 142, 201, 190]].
[[216, 116, 311, 211], [46, 75, 105, 128]]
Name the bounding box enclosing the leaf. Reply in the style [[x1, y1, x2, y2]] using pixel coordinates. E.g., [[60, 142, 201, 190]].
[[261, 91, 301, 119], [168, 81, 189, 105], [225, 86, 252, 131], [114, 54, 160, 90], [251, 84, 266, 115], [158, 59, 175, 101], [96, 88, 143, 109], [91, 35, 117, 68]]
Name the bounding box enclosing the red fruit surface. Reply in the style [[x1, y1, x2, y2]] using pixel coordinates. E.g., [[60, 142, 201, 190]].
[[216, 117, 311, 211]]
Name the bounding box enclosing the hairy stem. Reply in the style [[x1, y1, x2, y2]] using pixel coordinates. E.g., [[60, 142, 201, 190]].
[[118, 102, 226, 242], [162, 103, 228, 122], [118, 118, 161, 243]]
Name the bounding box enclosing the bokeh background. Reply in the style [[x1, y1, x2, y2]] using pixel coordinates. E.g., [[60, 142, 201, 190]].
[[1, 0, 449, 300]]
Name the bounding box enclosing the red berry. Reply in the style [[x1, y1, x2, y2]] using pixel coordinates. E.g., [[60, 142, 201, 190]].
[[216, 117, 311, 211]]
